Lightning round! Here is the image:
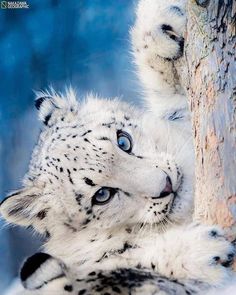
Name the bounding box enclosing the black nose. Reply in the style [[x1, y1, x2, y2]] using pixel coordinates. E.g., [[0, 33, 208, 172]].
[[159, 176, 173, 198]]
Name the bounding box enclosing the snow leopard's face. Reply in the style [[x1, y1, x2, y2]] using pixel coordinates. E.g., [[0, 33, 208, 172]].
[[0, 90, 194, 235]]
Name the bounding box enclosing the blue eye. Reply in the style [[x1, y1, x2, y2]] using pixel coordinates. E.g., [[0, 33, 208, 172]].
[[92, 187, 117, 205], [117, 130, 132, 153]]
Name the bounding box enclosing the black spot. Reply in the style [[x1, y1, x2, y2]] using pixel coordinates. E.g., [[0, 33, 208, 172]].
[[168, 110, 184, 121], [8, 205, 26, 217], [37, 210, 47, 220], [112, 286, 121, 293], [75, 193, 83, 204], [81, 130, 92, 137], [98, 137, 109, 141], [88, 271, 96, 276], [86, 209, 92, 215], [78, 289, 86, 295], [96, 252, 108, 263], [117, 242, 133, 254], [35, 97, 45, 110], [82, 218, 91, 225], [44, 113, 52, 126], [45, 230, 51, 239], [161, 24, 173, 32], [64, 285, 73, 292], [35, 96, 52, 110], [76, 278, 83, 282], [84, 177, 95, 187], [125, 228, 132, 233], [209, 230, 219, 237], [67, 169, 74, 184], [123, 191, 131, 197], [169, 5, 184, 16]]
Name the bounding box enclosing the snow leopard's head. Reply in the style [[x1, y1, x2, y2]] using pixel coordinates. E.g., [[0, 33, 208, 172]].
[[0, 89, 194, 236]]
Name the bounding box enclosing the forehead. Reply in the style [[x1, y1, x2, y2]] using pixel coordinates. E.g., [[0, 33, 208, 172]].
[[48, 98, 140, 133], [30, 99, 143, 186], [39, 99, 142, 154], [79, 98, 140, 127]]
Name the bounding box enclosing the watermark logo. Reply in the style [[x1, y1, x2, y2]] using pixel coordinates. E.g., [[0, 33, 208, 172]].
[[1, 1, 7, 9], [1, 1, 29, 9]]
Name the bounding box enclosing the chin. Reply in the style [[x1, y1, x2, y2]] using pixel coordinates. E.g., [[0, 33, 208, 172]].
[[168, 193, 194, 225], [166, 177, 194, 226]]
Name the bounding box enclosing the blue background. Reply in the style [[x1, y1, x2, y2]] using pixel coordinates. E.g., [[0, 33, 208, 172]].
[[0, 0, 140, 291]]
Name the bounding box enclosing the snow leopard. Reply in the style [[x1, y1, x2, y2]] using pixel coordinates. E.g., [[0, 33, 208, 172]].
[[1, 0, 235, 294]]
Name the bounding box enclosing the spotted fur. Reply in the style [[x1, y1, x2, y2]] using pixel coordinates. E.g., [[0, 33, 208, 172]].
[[1, 0, 235, 294]]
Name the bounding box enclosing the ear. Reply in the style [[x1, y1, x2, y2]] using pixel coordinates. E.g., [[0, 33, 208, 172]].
[[0, 186, 46, 226], [20, 252, 65, 290], [34, 87, 79, 126]]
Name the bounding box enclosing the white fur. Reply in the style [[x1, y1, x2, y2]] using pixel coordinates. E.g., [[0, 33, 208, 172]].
[[1, 0, 235, 294], [131, 0, 187, 115], [22, 258, 64, 290]]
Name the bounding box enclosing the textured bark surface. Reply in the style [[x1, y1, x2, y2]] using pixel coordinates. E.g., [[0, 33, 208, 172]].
[[179, 0, 236, 238]]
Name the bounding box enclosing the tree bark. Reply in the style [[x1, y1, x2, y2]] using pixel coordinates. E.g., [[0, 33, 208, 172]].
[[178, 0, 236, 238]]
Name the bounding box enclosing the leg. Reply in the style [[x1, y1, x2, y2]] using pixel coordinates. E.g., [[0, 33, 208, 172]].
[[153, 224, 235, 285], [131, 0, 187, 114], [20, 252, 76, 295]]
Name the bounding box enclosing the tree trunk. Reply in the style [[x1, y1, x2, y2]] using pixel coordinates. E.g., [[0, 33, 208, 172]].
[[178, 0, 236, 238]]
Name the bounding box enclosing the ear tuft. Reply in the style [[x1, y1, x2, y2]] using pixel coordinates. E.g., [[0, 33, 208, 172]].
[[44, 113, 53, 126], [34, 87, 79, 126], [35, 96, 53, 111]]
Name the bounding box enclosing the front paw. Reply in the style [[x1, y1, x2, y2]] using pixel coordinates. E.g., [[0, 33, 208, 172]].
[[131, 0, 186, 60], [181, 225, 235, 285]]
